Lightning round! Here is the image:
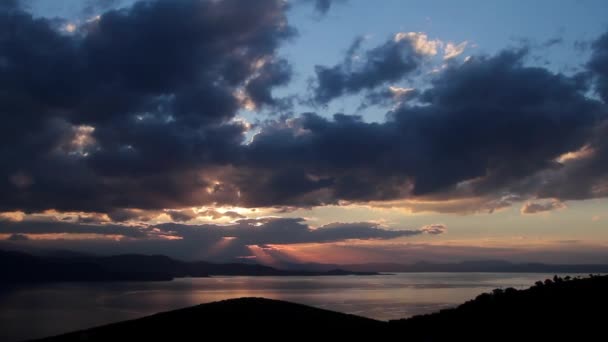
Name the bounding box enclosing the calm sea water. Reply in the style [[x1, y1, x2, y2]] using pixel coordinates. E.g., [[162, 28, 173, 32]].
[[0, 273, 577, 341]]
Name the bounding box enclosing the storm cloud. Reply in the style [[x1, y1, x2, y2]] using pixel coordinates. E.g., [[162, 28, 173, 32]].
[[243, 48, 605, 207], [1, 0, 608, 220], [0, 0, 293, 213]]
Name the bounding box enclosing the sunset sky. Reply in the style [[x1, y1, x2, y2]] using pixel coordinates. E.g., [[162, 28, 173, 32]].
[[1, 0, 608, 265]]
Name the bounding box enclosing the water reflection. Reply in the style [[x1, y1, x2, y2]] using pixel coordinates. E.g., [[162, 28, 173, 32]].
[[0, 273, 577, 341]]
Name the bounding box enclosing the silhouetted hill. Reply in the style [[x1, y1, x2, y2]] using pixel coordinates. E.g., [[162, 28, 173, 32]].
[[33, 298, 386, 341], [389, 274, 608, 340], [0, 250, 174, 282], [0, 250, 375, 283], [31, 275, 608, 341]]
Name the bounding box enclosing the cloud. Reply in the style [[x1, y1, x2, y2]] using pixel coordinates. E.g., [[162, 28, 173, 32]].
[[2, 0, 608, 218], [300, 0, 345, 15], [0, 220, 149, 238], [543, 37, 563, 48], [166, 209, 198, 222], [529, 121, 608, 201], [0, 217, 436, 260], [395, 32, 440, 56], [82, 0, 122, 15], [420, 224, 448, 235], [166, 208, 245, 221], [199, 209, 246, 220], [244, 58, 293, 109], [156, 218, 425, 245], [107, 209, 157, 223], [589, 31, 608, 102], [0, 212, 26, 222], [444, 41, 468, 59], [377, 195, 523, 215], [313, 0, 332, 14], [0, 0, 19, 10], [311, 33, 431, 104], [361, 86, 418, 108], [520, 200, 566, 214], [0, 0, 293, 213], [0, 216, 427, 244], [6, 233, 29, 241], [242, 48, 604, 208]]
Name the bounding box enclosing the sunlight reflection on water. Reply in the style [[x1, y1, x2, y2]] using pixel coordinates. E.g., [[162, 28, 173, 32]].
[[0, 273, 581, 341]]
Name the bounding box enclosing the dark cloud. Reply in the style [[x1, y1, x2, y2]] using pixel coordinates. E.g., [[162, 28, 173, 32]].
[[242, 49, 603, 207], [312, 34, 428, 104], [420, 224, 448, 235], [156, 218, 427, 245], [0, 0, 19, 10], [165, 208, 246, 222], [405, 50, 600, 195], [0, 217, 430, 244], [166, 209, 197, 222], [589, 31, 608, 102], [360, 86, 418, 109], [245, 58, 293, 109], [0, 220, 149, 238], [520, 200, 566, 214], [2, 0, 608, 219], [300, 0, 344, 15], [198, 209, 246, 220], [313, 0, 332, 14], [107, 209, 157, 222], [531, 122, 608, 201], [0, 217, 437, 260], [0, 0, 293, 213]]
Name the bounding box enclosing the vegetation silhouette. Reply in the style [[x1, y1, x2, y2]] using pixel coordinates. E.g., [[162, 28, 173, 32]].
[[31, 274, 608, 341], [390, 274, 608, 340]]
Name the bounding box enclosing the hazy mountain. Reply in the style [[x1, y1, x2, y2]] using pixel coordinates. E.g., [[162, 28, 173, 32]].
[[280, 260, 608, 273], [0, 250, 375, 283]]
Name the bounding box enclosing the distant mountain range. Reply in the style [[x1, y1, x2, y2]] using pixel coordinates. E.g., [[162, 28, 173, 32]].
[[0, 250, 376, 283], [33, 275, 608, 341], [3, 249, 608, 283], [280, 259, 608, 273]]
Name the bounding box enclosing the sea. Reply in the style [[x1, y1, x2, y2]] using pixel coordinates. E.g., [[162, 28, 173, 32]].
[[0, 273, 583, 341]]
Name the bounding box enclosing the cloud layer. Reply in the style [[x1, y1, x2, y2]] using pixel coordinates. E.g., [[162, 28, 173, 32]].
[[0, 0, 607, 222], [243, 49, 605, 208], [0, 217, 441, 260], [0, 0, 293, 213]]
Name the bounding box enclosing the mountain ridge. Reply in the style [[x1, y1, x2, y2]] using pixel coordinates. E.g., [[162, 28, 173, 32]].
[[0, 250, 376, 282]]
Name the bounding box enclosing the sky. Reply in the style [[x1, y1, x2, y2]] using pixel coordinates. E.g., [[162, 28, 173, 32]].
[[1, 0, 608, 265]]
